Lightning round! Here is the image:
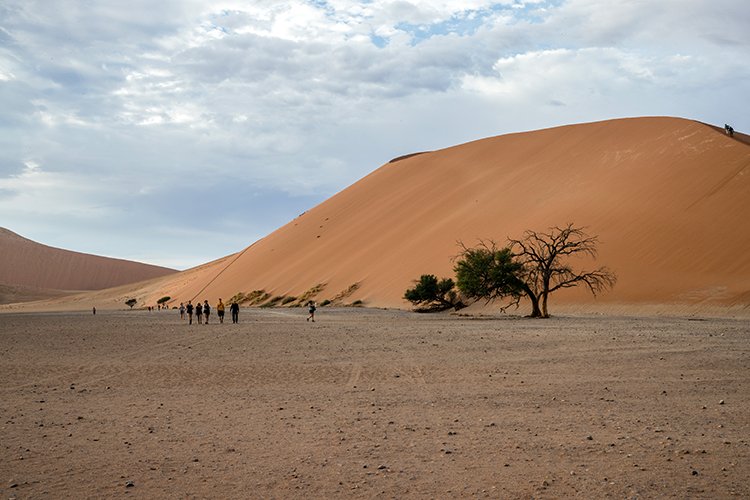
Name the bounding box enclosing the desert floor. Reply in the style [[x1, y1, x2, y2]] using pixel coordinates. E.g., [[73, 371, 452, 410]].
[[1, 308, 748, 499]]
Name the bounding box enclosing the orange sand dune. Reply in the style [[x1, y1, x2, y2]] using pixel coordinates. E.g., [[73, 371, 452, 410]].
[[0, 228, 177, 299], [9, 117, 750, 314]]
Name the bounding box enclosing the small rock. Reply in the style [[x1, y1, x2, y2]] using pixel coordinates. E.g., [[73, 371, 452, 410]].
[[719, 399, 725, 405], [691, 470, 699, 476], [586, 435, 593, 441], [125, 480, 135, 488]]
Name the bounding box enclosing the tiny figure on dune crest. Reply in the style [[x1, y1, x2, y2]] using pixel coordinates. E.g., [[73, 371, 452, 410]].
[[230, 301, 240, 324], [216, 298, 225, 323], [196, 301, 203, 324], [307, 301, 316, 322], [725, 124, 735, 137], [179, 302, 185, 320], [92, 306, 96, 315], [203, 300, 211, 324], [186, 300, 194, 324]]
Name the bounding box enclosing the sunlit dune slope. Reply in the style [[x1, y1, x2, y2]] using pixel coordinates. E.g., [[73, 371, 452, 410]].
[[0, 228, 177, 296], [10, 117, 750, 313]]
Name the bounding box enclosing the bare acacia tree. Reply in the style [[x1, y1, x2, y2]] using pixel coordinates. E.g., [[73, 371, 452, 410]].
[[509, 223, 617, 318]]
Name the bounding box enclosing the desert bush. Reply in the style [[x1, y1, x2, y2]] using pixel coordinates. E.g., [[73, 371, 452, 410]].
[[404, 274, 465, 312]]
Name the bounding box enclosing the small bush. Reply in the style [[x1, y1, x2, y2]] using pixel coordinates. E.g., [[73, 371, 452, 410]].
[[320, 299, 331, 307], [260, 296, 285, 308], [157, 296, 171, 305], [404, 274, 465, 312]]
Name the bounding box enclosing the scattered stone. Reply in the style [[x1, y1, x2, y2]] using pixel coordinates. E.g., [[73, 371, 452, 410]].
[[691, 470, 699, 476], [377, 465, 387, 470], [586, 435, 593, 441], [125, 480, 135, 488], [719, 399, 725, 405]]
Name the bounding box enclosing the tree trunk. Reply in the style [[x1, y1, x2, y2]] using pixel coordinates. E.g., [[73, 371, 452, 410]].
[[541, 292, 549, 318], [527, 293, 542, 318]]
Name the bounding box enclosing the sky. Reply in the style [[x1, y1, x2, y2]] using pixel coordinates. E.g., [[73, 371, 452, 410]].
[[1, 0, 748, 269]]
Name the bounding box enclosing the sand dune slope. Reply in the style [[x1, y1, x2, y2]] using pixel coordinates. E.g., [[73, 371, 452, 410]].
[[0, 228, 176, 295], [10, 117, 750, 314]]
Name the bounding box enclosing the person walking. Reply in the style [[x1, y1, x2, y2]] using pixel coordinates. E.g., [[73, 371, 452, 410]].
[[230, 301, 240, 324], [186, 300, 194, 325], [196, 301, 203, 324], [216, 298, 225, 324], [203, 300, 211, 324], [179, 302, 185, 320], [307, 301, 317, 322]]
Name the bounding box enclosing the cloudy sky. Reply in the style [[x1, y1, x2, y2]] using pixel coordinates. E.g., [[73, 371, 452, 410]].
[[1, 0, 748, 269]]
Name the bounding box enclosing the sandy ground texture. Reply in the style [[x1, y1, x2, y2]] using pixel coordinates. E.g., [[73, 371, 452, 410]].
[[1, 308, 748, 499]]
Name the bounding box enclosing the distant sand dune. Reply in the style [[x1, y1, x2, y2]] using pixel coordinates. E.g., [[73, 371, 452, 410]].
[[0, 228, 176, 302], [6, 117, 750, 315]]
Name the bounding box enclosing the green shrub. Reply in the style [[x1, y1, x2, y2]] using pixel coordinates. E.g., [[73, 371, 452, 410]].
[[404, 274, 464, 312]]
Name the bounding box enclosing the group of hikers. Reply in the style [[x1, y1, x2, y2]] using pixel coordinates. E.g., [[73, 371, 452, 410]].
[[179, 299, 240, 325], [176, 299, 317, 324]]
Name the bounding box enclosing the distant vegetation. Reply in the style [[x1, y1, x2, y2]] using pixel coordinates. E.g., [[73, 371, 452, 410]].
[[157, 296, 171, 305], [221, 282, 370, 309], [125, 298, 137, 309], [408, 224, 616, 318]]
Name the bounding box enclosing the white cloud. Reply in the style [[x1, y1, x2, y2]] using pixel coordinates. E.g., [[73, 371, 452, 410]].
[[0, 0, 748, 267]]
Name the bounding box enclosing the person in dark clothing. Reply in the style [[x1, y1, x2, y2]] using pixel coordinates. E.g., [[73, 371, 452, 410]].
[[230, 301, 240, 324], [203, 300, 211, 324], [196, 302, 203, 324], [186, 301, 194, 325], [307, 301, 316, 322]]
